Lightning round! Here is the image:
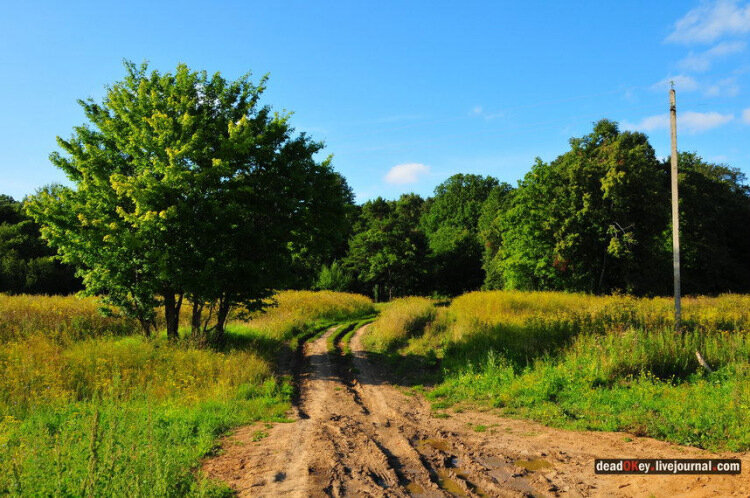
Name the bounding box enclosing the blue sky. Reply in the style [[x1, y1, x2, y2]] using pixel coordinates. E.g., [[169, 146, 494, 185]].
[[1, 1, 749, 202]]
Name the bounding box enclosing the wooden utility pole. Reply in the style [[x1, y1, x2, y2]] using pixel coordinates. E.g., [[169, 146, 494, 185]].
[[669, 85, 681, 331]]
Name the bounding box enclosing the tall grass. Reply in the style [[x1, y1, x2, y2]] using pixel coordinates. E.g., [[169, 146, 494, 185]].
[[0, 294, 137, 342], [362, 297, 435, 352], [365, 290, 750, 451], [244, 290, 375, 341], [0, 290, 374, 496]]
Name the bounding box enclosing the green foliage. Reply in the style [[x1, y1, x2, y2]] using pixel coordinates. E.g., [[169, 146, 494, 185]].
[[477, 183, 514, 289], [315, 261, 352, 292], [25, 61, 353, 339], [496, 120, 669, 294], [0, 195, 79, 295], [421, 174, 500, 295], [676, 153, 750, 294], [344, 194, 429, 300]]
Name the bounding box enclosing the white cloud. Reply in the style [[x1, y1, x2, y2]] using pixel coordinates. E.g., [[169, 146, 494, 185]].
[[667, 0, 750, 44], [678, 40, 747, 71], [622, 111, 734, 133], [622, 114, 670, 132], [743, 108, 750, 122], [681, 111, 734, 131], [471, 106, 483, 115], [652, 75, 699, 92], [384, 163, 430, 184], [705, 77, 740, 96]]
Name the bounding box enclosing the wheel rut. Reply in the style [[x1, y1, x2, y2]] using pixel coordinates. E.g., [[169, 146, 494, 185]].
[[203, 324, 750, 497]]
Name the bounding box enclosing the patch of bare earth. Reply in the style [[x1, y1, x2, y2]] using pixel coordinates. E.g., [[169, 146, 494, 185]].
[[203, 325, 749, 497]]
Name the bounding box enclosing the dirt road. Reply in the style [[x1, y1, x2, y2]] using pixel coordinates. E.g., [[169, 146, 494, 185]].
[[203, 325, 749, 497]]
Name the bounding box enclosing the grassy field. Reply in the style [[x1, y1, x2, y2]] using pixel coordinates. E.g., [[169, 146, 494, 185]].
[[364, 291, 750, 451], [0, 291, 374, 496]]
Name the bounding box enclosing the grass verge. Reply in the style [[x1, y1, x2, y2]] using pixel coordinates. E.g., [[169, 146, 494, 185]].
[[364, 291, 750, 451]]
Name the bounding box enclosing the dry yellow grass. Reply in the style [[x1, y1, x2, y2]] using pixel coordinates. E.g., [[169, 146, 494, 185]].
[[364, 297, 436, 352], [0, 294, 136, 342], [447, 290, 750, 337], [245, 290, 375, 340]]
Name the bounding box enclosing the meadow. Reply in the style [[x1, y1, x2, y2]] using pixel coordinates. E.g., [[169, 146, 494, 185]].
[[0, 291, 374, 496], [365, 291, 750, 451]]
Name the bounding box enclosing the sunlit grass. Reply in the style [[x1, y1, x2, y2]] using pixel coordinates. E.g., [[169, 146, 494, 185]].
[[362, 296, 435, 352], [364, 290, 750, 451], [244, 290, 375, 341], [0, 290, 374, 496]]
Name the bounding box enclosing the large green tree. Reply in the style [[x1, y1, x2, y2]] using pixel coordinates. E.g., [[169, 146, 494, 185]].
[[0, 195, 79, 294], [344, 194, 429, 300], [498, 120, 668, 294], [675, 153, 750, 294], [420, 174, 499, 295], [26, 61, 353, 340]]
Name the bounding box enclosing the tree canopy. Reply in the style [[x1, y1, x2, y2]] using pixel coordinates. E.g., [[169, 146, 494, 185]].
[[0, 195, 79, 295], [20, 75, 750, 311], [26, 61, 353, 340], [420, 174, 500, 295], [489, 120, 669, 293], [344, 194, 429, 300]]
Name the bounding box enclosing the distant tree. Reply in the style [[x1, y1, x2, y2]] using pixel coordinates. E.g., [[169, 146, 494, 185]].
[[0, 195, 79, 295], [477, 183, 514, 289], [344, 194, 429, 300], [498, 120, 668, 294], [314, 261, 353, 292], [287, 172, 356, 289], [26, 61, 352, 340], [675, 153, 750, 294], [420, 174, 499, 295]]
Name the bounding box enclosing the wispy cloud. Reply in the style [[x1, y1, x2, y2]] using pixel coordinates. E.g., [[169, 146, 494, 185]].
[[384, 163, 431, 184], [705, 77, 741, 96], [743, 108, 750, 123], [622, 111, 734, 133], [652, 75, 699, 92], [678, 40, 747, 71], [469, 105, 504, 121], [666, 0, 750, 44]]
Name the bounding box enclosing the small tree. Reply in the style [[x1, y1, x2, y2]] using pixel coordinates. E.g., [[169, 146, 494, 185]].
[[314, 261, 352, 292], [26, 61, 353, 340]]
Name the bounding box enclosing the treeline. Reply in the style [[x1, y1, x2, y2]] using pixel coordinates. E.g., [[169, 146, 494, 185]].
[[324, 120, 750, 299], [6, 119, 750, 300], [0, 195, 79, 294]]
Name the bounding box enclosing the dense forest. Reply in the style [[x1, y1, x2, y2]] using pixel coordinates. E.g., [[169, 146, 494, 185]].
[[334, 120, 750, 299]]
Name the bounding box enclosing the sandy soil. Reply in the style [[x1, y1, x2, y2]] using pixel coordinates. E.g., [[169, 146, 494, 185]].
[[202, 325, 749, 497]]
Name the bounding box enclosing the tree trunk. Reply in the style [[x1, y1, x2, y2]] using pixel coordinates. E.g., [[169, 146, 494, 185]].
[[164, 291, 182, 341], [191, 301, 203, 337], [214, 297, 232, 343], [139, 317, 153, 338]]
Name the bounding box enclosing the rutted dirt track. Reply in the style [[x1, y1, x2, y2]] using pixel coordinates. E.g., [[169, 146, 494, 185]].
[[203, 325, 750, 497]]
